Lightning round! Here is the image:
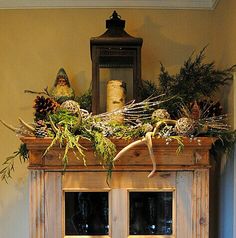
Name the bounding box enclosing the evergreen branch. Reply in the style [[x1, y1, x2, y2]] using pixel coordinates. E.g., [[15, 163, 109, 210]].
[[92, 131, 117, 165], [0, 144, 29, 183], [44, 115, 87, 169], [158, 47, 235, 107]]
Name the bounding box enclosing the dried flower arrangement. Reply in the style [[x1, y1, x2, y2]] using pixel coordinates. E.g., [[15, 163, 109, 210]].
[[1, 48, 236, 182]]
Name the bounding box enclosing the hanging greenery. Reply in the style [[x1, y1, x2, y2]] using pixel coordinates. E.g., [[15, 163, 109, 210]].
[[0, 144, 29, 183]]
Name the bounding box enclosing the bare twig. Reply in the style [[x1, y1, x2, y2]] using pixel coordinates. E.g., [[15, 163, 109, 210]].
[[24, 87, 50, 96]]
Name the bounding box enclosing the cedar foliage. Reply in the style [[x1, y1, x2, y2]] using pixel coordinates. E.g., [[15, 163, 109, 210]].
[[140, 47, 235, 113], [158, 47, 235, 104]]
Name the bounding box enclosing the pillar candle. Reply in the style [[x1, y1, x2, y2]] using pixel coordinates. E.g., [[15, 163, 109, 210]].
[[106, 80, 126, 123]]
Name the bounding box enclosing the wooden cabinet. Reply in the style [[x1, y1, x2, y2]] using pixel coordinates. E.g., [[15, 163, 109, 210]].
[[22, 137, 214, 238]]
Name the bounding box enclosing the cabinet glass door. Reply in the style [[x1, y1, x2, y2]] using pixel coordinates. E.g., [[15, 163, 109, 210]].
[[62, 172, 177, 238], [129, 191, 173, 236], [65, 192, 109, 236]]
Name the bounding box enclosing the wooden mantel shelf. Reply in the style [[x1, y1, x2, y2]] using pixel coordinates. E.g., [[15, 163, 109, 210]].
[[21, 137, 215, 172]]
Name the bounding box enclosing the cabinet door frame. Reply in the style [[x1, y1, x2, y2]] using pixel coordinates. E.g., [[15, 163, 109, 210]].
[[36, 170, 209, 238], [61, 172, 177, 238]]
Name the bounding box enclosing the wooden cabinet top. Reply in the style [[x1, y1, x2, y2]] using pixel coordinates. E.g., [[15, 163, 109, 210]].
[[21, 137, 215, 172]]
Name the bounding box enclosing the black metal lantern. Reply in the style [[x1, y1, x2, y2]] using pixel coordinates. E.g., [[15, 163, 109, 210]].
[[90, 11, 143, 114]]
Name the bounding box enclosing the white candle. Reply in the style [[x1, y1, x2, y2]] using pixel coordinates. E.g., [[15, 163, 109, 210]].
[[106, 80, 126, 123]]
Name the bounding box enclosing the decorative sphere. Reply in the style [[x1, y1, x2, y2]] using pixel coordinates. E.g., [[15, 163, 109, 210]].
[[175, 117, 195, 135], [142, 123, 153, 133], [152, 109, 170, 121], [61, 100, 80, 115]]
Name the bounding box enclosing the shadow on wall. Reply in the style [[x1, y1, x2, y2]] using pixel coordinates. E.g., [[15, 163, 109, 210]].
[[74, 70, 91, 96], [135, 16, 194, 78]]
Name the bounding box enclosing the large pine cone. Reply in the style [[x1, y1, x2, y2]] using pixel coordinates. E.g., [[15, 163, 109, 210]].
[[34, 96, 58, 120]]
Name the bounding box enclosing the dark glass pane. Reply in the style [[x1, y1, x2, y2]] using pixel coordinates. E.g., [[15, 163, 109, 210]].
[[129, 192, 173, 235], [65, 192, 109, 236]]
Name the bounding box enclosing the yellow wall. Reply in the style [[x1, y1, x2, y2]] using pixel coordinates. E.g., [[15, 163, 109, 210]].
[[212, 0, 236, 67], [0, 5, 234, 237]]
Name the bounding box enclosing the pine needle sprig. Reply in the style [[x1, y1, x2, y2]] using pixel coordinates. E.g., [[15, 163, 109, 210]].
[[158, 47, 235, 105], [139, 80, 159, 101], [75, 88, 92, 112], [0, 144, 29, 183], [90, 131, 117, 184], [207, 130, 236, 150], [43, 116, 86, 169], [92, 131, 117, 166]]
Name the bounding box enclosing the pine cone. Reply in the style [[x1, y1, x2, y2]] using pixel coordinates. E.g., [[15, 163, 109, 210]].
[[34, 96, 58, 120], [35, 120, 48, 138]]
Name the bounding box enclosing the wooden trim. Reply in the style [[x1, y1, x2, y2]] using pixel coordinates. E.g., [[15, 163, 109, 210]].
[[29, 165, 211, 172], [44, 172, 62, 238], [111, 189, 128, 238], [29, 170, 45, 238], [192, 169, 209, 237], [62, 172, 177, 189], [22, 137, 215, 171], [21, 137, 215, 149], [0, 0, 217, 10], [176, 171, 193, 238]]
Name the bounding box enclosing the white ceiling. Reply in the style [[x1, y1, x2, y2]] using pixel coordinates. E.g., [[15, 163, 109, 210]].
[[0, 0, 219, 10]]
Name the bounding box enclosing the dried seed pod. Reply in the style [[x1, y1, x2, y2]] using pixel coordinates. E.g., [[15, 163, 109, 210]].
[[61, 100, 80, 115], [191, 101, 201, 120], [175, 117, 195, 135], [60, 100, 82, 124], [152, 109, 170, 121]]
